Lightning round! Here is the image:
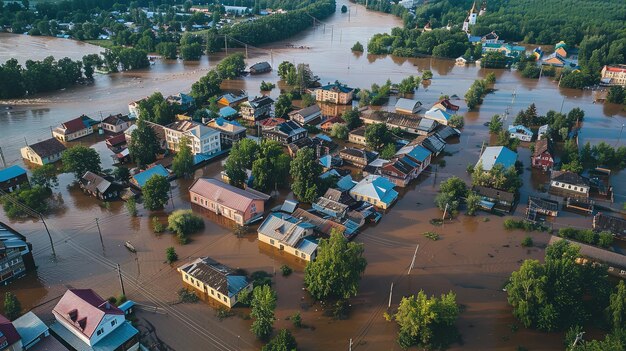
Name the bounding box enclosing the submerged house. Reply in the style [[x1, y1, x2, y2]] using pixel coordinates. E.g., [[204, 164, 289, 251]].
[[395, 98, 423, 114], [217, 92, 248, 107], [593, 213, 626, 239], [424, 108, 453, 125], [475, 146, 517, 171], [262, 120, 308, 145], [177, 257, 252, 308], [432, 99, 459, 114], [52, 115, 98, 142], [362, 111, 437, 135], [531, 139, 554, 171], [189, 178, 270, 225], [257, 213, 319, 262], [0, 222, 36, 286], [473, 185, 515, 213], [131, 164, 170, 189], [0, 165, 29, 193], [339, 147, 378, 168], [508, 125, 533, 142], [315, 83, 354, 105], [549, 170, 590, 199], [288, 104, 322, 125], [20, 138, 67, 165], [79, 171, 122, 200], [249, 61, 272, 74], [101, 114, 132, 134], [349, 175, 398, 209], [240, 96, 274, 121]]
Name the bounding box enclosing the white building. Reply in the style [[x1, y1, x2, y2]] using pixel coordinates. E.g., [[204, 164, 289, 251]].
[[164, 120, 221, 155]]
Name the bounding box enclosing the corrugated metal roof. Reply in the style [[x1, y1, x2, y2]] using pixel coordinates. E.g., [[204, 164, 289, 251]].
[[13, 312, 48, 347], [0, 165, 26, 182], [350, 175, 398, 205], [132, 164, 169, 188], [476, 146, 517, 171], [189, 178, 269, 212], [395, 98, 422, 112]]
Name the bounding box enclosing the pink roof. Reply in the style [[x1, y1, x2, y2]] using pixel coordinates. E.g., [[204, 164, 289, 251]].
[[189, 178, 269, 212], [604, 65, 626, 73], [0, 314, 20, 346], [259, 118, 286, 127], [53, 289, 123, 339]]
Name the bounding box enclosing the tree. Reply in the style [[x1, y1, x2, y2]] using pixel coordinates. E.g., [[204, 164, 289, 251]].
[[330, 123, 349, 140], [435, 191, 459, 216], [274, 94, 292, 118], [351, 41, 364, 52], [397, 75, 420, 95], [31, 164, 58, 188], [224, 139, 261, 188], [172, 136, 194, 178], [62, 146, 101, 179], [422, 70, 433, 80], [156, 42, 177, 59], [252, 141, 291, 193], [262, 329, 297, 351], [304, 229, 367, 300], [608, 281, 626, 330], [394, 290, 459, 349], [166, 247, 178, 263], [277, 61, 295, 80], [250, 285, 277, 340], [125, 198, 137, 217], [301, 93, 316, 107], [190, 70, 223, 103], [3, 292, 21, 320], [380, 143, 396, 159], [365, 123, 392, 151], [448, 115, 464, 128], [260, 81, 275, 91], [439, 176, 467, 198], [114, 167, 130, 183], [1, 186, 50, 218], [606, 86, 625, 104], [466, 191, 480, 215], [180, 43, 203, 60], [488, 114, 503, 133], [142, 175, 170, 211], [216, 53, 245, 79], [129, 119, 160, 167], [342, 108, 361, 130], [290, 148, 323, 203], [168, 209, 204, 244], [341, 5, 348, 13]]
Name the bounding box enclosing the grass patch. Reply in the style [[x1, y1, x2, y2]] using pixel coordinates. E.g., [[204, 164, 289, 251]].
[[423, 231, 440, 241]]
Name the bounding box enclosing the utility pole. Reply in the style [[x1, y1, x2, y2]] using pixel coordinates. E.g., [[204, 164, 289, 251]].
[[170, 186, 174, 209], [442, 203, 448, 221], [117, 263, 126, 296], [224, 35, 228, 54], [408, 244, 419, 274], [0, 147, 6, 168], [40, 214, 56, 257], [559, 97, 565, 113], [571, 331, 585, 348], [349, 338, 353, 351], [95, 218, 104, 253], [245, 44, 248, 59], [388, 282, 394, 307]]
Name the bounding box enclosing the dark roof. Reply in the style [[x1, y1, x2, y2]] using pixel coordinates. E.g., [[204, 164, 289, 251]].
[[340, 147, 378, 162], [80, 171, 118, 194], [551, 171, 589, 186], [473, 185, 515, 203], [412, 134, 446, 154], [323, 188, 357, 207], [364, 111, 422, 130], [0, 314, 21, 346], [102, 114, 130, 126], [319, 83, 354, 93], [349, 126, 366, 137], [435, 99, 459, 111], [289, 104, 321, 118], [28, 138, 67, 157], [435, 126, 461, 140], [594, 213, 626, 236], [249, 96, 274, 108], [178, 257, 249, 297], [106, 134, 127, 147], [250, 61, 271, 72], [528, 196, 559, 211], [382, 157, 416, 177], [60, 116, 88, 134], [272, 121, 306, 137], [533, 138, 552, 157]]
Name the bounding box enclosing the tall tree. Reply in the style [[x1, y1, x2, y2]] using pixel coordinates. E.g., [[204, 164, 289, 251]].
[[223, 139, 261, 188], [190, 70, 222, 103], [30, 164, 58, 188], [262, 329, 297, 351], [129, 119, 160, 167], [365, 123, 392, 152], [290, 147, 322, 203], [62, 146, 101, 179], [142, 175, 170, 211], [608, 281, 626, 330], [216, 53, 245, 79], [250, 285, 277, 340], [304, 229, 367, 300], [274, 94, 292, 118], [172, 136, 194, 178], [341, 108, 361, 130]]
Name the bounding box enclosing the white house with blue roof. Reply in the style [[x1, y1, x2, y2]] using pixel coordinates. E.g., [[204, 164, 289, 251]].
[[177, 257, 252, 308], [349, 175, 399, 209], [257, 213, 319, 262], [131, 164, 169, 189], [508, 125, 534, 142], [424, 107, 453, 125], [476, 146, 517, 171]]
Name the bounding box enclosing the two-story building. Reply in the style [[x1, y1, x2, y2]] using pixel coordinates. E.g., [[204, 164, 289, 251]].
[[189, 178, 270, 225], [0, 222, 35, 286], [207, 118, 246, 148], [531, 139, 554, 171], [240, 96, 274, 121], [101, 114, 133, 134], [257, 213, 319, 262], [600, 64, 626, 87], [20, 138, 67, 165], [50, 289, 140, 351], [261, 120, 307, 145], [288, 104, 322, 125], [178, 257, 252, 308], [52, 115, 98, 142], [164, 121, 221, 155], [217, 92, 248, 107], [508, 125, 533, 142], [166, 93, 195, 111], [339, 147, 378, 168], [0, 165, 29, 193], [315, 83, 354, 105], [361, 111, 437, 135], [348, 126, 366, 146], [13, 311, 67, 350]]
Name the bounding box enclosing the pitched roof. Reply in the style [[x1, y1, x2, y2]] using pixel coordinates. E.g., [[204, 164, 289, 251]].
[[13, 311, 49, 348], [364, 111, 424, 130], [132, 164, 169, 188], [435, 126, 461, 140], [508, 125, 533, 136], [272, 121, 306, 137], [219, 93, 248, 105], [59, 116, 90, 134], [395, 98, 422, 112], [208, 117, 245, 134], [178, 257, 249, 297], [473, 185, 515, 203], [53, 289, 123, 339], [0, 165, 26, 182], [258, 212, 314, 248], [246, 96, 274, 108], [27, 138, 67, 158], [319, 83, 354, 93], [80, 171, 115, 194], [259, 118, 286, 128], [189, 178, 269, 212], [291, 208, 346, 235], [550, 171, 588, 187], [250, 61, 271, 72], [396, 144, 431, 163], [0, 314, 20, 346], [476, 146, 517, 171], [105, 134, 127, 147], [102, 114, 130, 126], [533, 139, 552, 157], [425, 107, 452, 122], [219, 106, 238, 118], [594, 213, 626, 237], [350, 175, 398, 205], [289, 104, 321, 119]]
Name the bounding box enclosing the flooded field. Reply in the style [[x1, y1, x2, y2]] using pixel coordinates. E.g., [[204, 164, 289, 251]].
[[1, 0, 626, 350]]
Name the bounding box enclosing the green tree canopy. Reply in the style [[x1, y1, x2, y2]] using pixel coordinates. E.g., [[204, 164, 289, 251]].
[[341, 108, 362, 130], [365, 123, 392, 152], [304, 229, 367, 300], [190, 70, 223, 103], [216, 53, 245, 79], [30, 164, 58, 188], [250, 285, 277, 340], [129, 119, 160, 168], [142, 175, 170, 211], [172, 136, 194, 178], [290, 147, 322, 203], [224, 138, 261, 188], [262, 329, 297, 351], [62, 145, 101, 179]]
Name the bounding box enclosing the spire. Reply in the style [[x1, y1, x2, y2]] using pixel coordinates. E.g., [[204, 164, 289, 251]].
[[470, 1, 477, 14]]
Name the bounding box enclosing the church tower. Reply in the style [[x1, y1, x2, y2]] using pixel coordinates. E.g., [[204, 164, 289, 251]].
[[479, 0, 487, 16], [462, 2, 478, 33]]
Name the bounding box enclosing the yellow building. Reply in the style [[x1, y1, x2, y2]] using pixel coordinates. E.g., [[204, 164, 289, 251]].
[[20, 138, 66, 165], [601, 65, 626, 87], [315, 83, 354, 105], [257, 213, 319, 262]]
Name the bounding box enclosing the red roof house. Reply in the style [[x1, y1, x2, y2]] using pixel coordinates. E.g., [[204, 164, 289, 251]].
[[0, 314, 22, 349], [531, 139, 554, 171]]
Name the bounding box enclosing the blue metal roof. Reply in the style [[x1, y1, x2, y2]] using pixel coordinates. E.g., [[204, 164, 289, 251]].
[[405, 145, 431, 162], [132, 164, 169, 188], [476, 146, 517, 171], [0, 165, 26, 182], [227, 276, 250, 297], [297, 238, 319, 256], [13, 312, 48, 347], [319, 155, 332, 168], [118, 300, 136, 313], [219, 106, 238, 118]]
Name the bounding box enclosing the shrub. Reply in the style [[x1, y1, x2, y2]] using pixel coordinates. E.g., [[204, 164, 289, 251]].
[[178, 288, 199, 303], [521, 236, 533, 247], [280, 265, 293, 276], [251, 271, 273, 287], [152, 217, 165, 233], [291, 311, 302, 327], [125, 198, 137, 217], [423, 232, 440, 241], [166, 247, 178, 263], [168, 210, 204, 244], [216, 307, 233, 320], [333, 299, 350, 320], [558, 228, 614, 248]]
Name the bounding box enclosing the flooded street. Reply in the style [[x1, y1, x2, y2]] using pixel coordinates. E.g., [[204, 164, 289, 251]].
[[1, 0, 626, 350]]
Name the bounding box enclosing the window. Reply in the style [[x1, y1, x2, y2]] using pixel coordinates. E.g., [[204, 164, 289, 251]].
[[96, 328, 104, 336], [111, 319, 117, 327], [270, 239, 275, 245], [223, 296, 227, 302], [301, 253, 306, 259]]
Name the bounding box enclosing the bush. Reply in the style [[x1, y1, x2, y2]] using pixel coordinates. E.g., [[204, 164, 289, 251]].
[[216, 307, 233, 320], [423, 232, 440, 241], [152, 217, 165, 233], [125, 198, 137, 217], [558, 228, 614, 248], [280, 265, 293, 276], [521, 236, 534, 247], [260, 81, 275, 91], [291, 311, 302, 327], [503, 219, 547, 232], [351, 41, 364, 52], [251, 271, 273, 287], [333, 299, 350, 320], [168, 210, 204, 244], [238, 288, 253, 306], [178, 288, 199, 303], [166, 247, 178, 263]]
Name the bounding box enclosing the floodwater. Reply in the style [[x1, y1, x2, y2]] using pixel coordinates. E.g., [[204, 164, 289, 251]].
[[1, 0, 626, 350]]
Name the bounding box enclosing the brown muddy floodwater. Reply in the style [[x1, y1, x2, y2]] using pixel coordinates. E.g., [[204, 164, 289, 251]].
[[1, 0, 626, 350]]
